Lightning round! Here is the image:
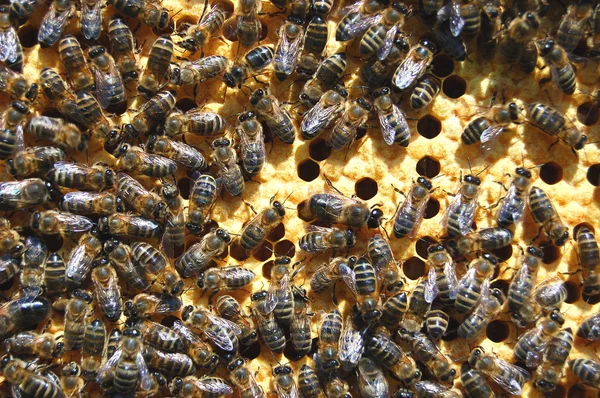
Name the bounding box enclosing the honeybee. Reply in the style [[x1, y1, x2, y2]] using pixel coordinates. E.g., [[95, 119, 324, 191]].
[[437, 0, 480, 37], [182, 305, 242, 353], [227, 357, 265, 398], [92, 264, 123, 322], [425, 309, 449, 340], [315, 309, 343, 372], [381, 290, 408, 328], [570, 358, 600, 389], [507, 246, 543, 312], [2, 359, 64, 398], [322, 374, 351, 398], [339, 315, 365, 371], [515, 310, 565, 368], [310, 256, 357, 298], [0, 296, 52, 337], [125, 294, 181, 319], [98, 213, 163, 239], [164, 108, 226, 137], [444, 227, 513, 258], [28, 116, 89, 151], [80, 0, 101, 40], [251, 294, 286, 353], [117, 145, 177, 177], [238, 200, 285, 254], [352, 256, 383, 323], [224, 45, 273, 88], [0, 99, 29, 133], [525, 103, 587, 152], [410, 74, 441, 110], [106, 328, 122, 359], [0, 178, 48, 211], [124, 91, 176, 137], [250, 88, 296, 144], [187, 173, 218, 234], [215, 295, 258, 346], [175, 228, 231, 277], [456, 253, 497, 313], [60, 361, 85, 397], [399, 330, 457, 385], [539, 39, 576, 96], [461, 102, 520, 150], [468, 347, 529, 395], [19, 235, 47, 297], [65, 232, 102, 289], [0, 218, 22, 256], [39, 67, 79, 118], [401, 278, 432, 332], [5, 331, 64, 360], [48, 161, 114, 191], [81, 318, 106, 381], [226, 0, 262, 48], [236, 111, 265, 177], [576, 227, 600, 296], [335, 0, 387, 42], [58, 35, 94, 93], [392, 39, 436, 91], [170, 375, 234, 397], [528, 186, 569, 246], [197, 266, 255, 299], [105, 240, 148, 293], [129, 318, 183, 353], [299, 226, 356, 254], [373, 86, 410, 146], [88, 46, 126, 109], [108, 16, 139, 82], [172, 321, 219, 372], [171, 55, 228, 86], [271, 364, 299, 398], [457, 287, 505, 340], [38, 0, 75, 47], [116, 172, 166, 220], [433, 21, 467, 62], [301, 86, 347, 140], [557, 1, 592, 53], [44, 252, 66, 295], [31, 210, 93, 236], [493, 167, 533, 227], [142, 347, 195, 377], [60, 191, 122, 217], [137, 35, 173, 98], [298, 364, 326, 398], [499, 12, 539, 65], [362, 2, 410, 60], [533, 327, 573, 393], [54, 290, 93, 350], [367, 234, 403, 294], [107, 0, 169, 30], [212, 137, 245, 197], [0, 6, 23, 73], [325, 97, 371, 151], [366, 330, 421, 385], [461, 362, 495, 398], [131, 241, 183, 296], [512, 277, 566, 328], [97, 328, 153, 394], [75, 91, 123, 149], [393, 176, 433, 239], [290, 287, 312, 357], [178, 3, 229, 54], [297, 20, 326, 80], [7, 145, 66, 178], [159, 182, 186, 252], [0, 64, 37, 101], [443, 174, 481, 237], [300, 53, 347, 107], [358, 357, 389, 398], [273, 17, 304, 81], [264, 256, 299, 325], [424, 244, 457, 305]]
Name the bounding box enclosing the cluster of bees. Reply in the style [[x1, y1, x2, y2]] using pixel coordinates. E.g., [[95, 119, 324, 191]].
[[0, 0, 598, 394]]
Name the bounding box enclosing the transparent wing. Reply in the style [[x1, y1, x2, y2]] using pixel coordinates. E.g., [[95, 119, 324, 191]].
[[458, 199, 478, 236], [276, 379, 299, 398], [135, 350, 153, 391], [207, 311, 243, 335], [339, 262, 358, 296], [81, 0, 102, 40], [444, 260, 458, 299], [449, 1, 465, 36], [436, 3, 451, 22], [301, 101, 343, 136], [458, 267, 477, 290], [51, 161, 88, 175], [199, 4, 227, 28], [0, 26, 20, 63], [393, 50, 430, 90], [196, 377, 234, 395], [480, 125, 506, 152], [358, 358, 388, 395], [139, 152, 178, 172], [117, 172, 149, 200], [130, 216, 162, 234], [534, 277, 566, 308], [490, 357, 530, 395], [275, 24, 303, 76], [97, 347, 123, 383], [377, 24, 398, 61], [203, 328, 236, 352], [38, 3, 72, 44], [173, 320, 201, 344], [344, 12, 382, 39], [266, 273, 289, 314], [54, 212, 94, 233], [94, 60, 123, 109], [381, 103, 408, 146], [339, 320, 364, 369], [408, 189, 430, 239], [424, 266, 438, 303]]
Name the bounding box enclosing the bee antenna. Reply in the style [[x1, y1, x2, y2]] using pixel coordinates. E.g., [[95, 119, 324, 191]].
[[475, 164, 489, 176], [282, 191, 294, 205], [268, 349, 281, 365], [467, 157, 473, 175]]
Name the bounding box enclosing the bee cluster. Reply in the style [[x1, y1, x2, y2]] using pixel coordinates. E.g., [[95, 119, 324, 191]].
[[0, 0, 599, 395]]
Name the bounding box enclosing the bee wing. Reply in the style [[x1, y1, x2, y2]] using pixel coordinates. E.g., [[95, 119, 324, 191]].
[[379, 103, 408, 146], [338, 261, 358, 296], [276, 379, 300, 398], [196, 377, 234, 395], [199, 4, 226, 28], [38, 2, 72, 44], [302, 101, 343, 136], [408, 189, 430, 239], [449, 1, 465, 36], [393, 50, 429, 90], [424, 267, 438, 303], [459, 196, 478, 236], [81, 0, 102, 40], [97, 347, 123, 382], [358, 358, 388, 395], [65, 243, 91, 280], [458, 267, 477, 290], [266, 272, 289, 313], [480, 125, 506, 152], [533, 277, 566, 307], [436, 3, 451, 22], [94, 60, 123, 109], [208, 311, 243, 336], [14, 124, 24, 153], [344, 13, 383, 40], [139, 152, 178, 173], [54, 213, 94, 233], [444, 260, 458, 299], [377, 24, 398, 61], [0, 25, 20, 63], [490, 357, 530, 395], [275, 26, 303, 75], [173, 320, 201, 345], [135, 350, 153, 391], [339, 317, 364, 367]]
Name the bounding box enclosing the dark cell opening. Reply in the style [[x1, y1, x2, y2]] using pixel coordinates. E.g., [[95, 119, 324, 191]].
[[241, 341, 261, 359], [587, 164, 600, 186], [424, 198, 440, 219], [574, 222, 595, 237], [42, 235, 63, 252], [297, 200, 313, 222], [274, 239, 295, 257], [441, 318, 459, 342], [108, 101, 128, 116], [177, 177, 191, 200], [356, 126, 368, 140], [563, 280, 579, 304], [583, 293, 600, 305], [253, 241, 273, 261], [551, 384, 566, 398], [260, 21, 268, 41], [542, 245, 561, 264], [41, 108, 63, 118], [175, 98, 197, 112], [355, 178, 378, 200], [403, 256, 425, 280], [298, 159, 320, 182], [262, 260, 274, 280], [490, 244, 513, 262], [283, 341, 307, 361], [160, 316, 179, 327], [432, 54, 454, 78], [0, 277, 15, 291], [540, 162, 563, 185], [490, 279, 509, 296], [567, 385, 587, 398], [486, 320, 509, 342], [267, 223, 285, 242], [18, 25, 39, 48], [309, 138, 331, 161], [229, 242, 250, 261], [416, 156, 441, 178], [417, 115, 441, 139], [214, 0, 235, 13], [442, 75, 467, 99], [577, 101, 599, 126], [309, 337, 319, 356], [415, 236, 437, 259]]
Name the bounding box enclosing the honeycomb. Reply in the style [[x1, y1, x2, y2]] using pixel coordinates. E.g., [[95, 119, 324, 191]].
[[2, 0, 600, 396]]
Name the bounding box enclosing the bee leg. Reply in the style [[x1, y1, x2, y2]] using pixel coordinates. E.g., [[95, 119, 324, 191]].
[[331, 281, 339, 306], [547, 138, 560, 152], [132, 21, 142, 35], [529, 226, 544, 245], [324, 175, 345, 196], [243, 201, 258, 215]]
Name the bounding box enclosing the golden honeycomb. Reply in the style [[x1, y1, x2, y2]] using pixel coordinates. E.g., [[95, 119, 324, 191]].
[[1, 0, 600, 396]]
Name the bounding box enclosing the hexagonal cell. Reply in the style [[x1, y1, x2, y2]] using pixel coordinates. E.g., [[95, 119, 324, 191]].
[[241, 341, 261, 359], [540, 162, 563, 185], [274, 239, 295, 257], [489, 279, 509, 296], [542, 245, 561, 265], [563, 280, 579, 304], [490, 245, 513, 262], [355, 177, 378, 200], [262, 260, 274, 280], [403, 257, 425, 280], [177, 177, 191, 200], [416, 156, 441, 178], [486, 320, 509, 342], [431, 54, 454, 78], [424, 198, 440, 219], [417, 114, 441, 139], [415, 236, 437, 259], [442, 75, 467, 99], [175, 98, 197, 112], [583, 293, 600, 304], [297, 159, 320, 182], [253, 241, 273, 261], [441, 318, 459, 342], [267, 223, 285, 241], [229, 242, 251, 261], [309, 138, 331, 161], [586, 164, 600, 186], [18, 25, 39, 48], [42, 235, 63, 252], [577, 101, 599, 126]]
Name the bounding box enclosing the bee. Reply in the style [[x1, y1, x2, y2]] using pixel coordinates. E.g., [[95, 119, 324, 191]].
[[402, 278, 432, 332], [373, 86, 410, 146], [138, 35, 173, 98], [9, 0, 43, 22], [0, 296, 51, 337], [299, 364, 326, 398], [528, 186, 569, 246], [457, 287, 505, 340], [525, 103, 587, 151], [358, 357, 389, 398], [31, 210, 93, 237], [499, 12, 540, 65], [106, 328, 122, 359], [533, 328, 573, 393], [315, 309, 343, 371], [178, 3, 229, 54], [131, 242, 183, 296], [352, 256, 382, 323], [224, 45, 273, 88], [0, 218, 22, 256], [236, 111, 265, 177], [117, 145, 177, 177], [250, 290, 286, 353], [39, 67, 79, 118], [557, 0, 592, 53], [2, 359, 64, 398], [515, 310, 565, 368], [98, 214, 163, 239], [196, 266, 255, 298], [54, 290, 94, 350], [367, 234, 403, 293], [170, 375, 234, 397], [325, 97, 371, 151], [75, 91, 123, 149], [399, 330, 457, 385], [0, 99, 29, 133], [60, 191, 123, 217], [273, 16, 304, 81], [48, 161, 114, 191], [211, 137, 245, 197], [116, 172, 166, 220], [227, 0, 262, 48], [512, 277, 566, 328], [433, 21, 467, 62], [81, 318, 106, 381], [461, 102, 520, 149], [124, 91, 176, 137], [183, 305, 242, 353], [290, 287, 312, 357], [238, 199, 285, 253], [38, 0, 75, 47], [65, 232, 102, 289], [455, 253, 497, 313], [5, 331, 64, 360], [301, 86, 348, 140], [569, 358, 600, 389], [0, 6, 23, 73], [124, 293, 181, 319], [187, 173, 218, 234], [444, 227, 513, 258], [461, 362, 495, 398], [310, 256, 357, 297], [437, 0, 480, 37], [381, 290, 408, 328], [443, 174, 481, 238], [366, 329, 421, 385], [7, 146, 66, 178], [57, 35, 95, 93], [250, 88, 296, 144], [494, 167, 533, 227], [507, 246, 543, 312], [171, 55, 228, 86], [164, 108, 226, 137], [60, 362, 85, 397], [322, 374, 351, 398], [393, 176, 433, 239], [468, 347, 529, 395], [107, 16, 139, 82], [0, 64, 37, 101], [335, 0, 388, 42], [361, 35, 410, 88], [576, 227, 600, 296], [360, 2, 410, 60], [19, 235, 47, 297], [28, 116, 89, 151], [477, 0, 500, 58], [44, 252, 66, 295], [80, 0, 101, 40], [92, 264, 123, 322], [273, 364, 299, 398], [142, 347, 195, 377], [107, 0, 169, 30], [265, 256, 300, 326], [127, 318, 183, 354], [88, 46, 126, 109], [392, 39, 436, 91], [0, 178, 48, 211], [539, 39, 576, 96], [576, 311, 600, 340], [159, 182, 186, 252], [97, 328, 153, 394], [339, 315, 365, 371], [0, 120, 25, 162], [175, 228, 231, 277], [299, 226, 356, 254], [215, 295, 258, 346], [300, 53, 347, 107], [172, 321, 219, 372], [296, 16, 327, 80], [227, 357, 265, 398]]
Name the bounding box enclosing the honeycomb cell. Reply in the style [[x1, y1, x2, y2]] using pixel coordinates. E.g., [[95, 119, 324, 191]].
[[586, 164, 600, 186], [177, 177, 191, 199], [356, 126, 368, 140], [415, 236, 437, 259], [229, 243, 251, 261], [416, 156, 441, 178], [431, 54, 454, 78], [417, 115, 441, 139], [442, 75, 467, 99], [486, 320, 509, 342], [490, 244, 513, 262], [490, 279, 509, 295], [403, 256, 425, 280], [253, 241, 273, 261], [577, 101, 599, 126], [441, 318, 459, 342], [241, 341, 261, 359], [262, 260, 274, 280], [42, 235, 63, 252], [563, 280, 579, 304], [274, 239, 295, 257], [18, 25, 39, 48], [160, 316, 179, 327], [542, 245, 561, 264], [424, 198, 440, 219], [109, 101, 129, 116], [583, 293, 600, 305], [355, 177, 378, 200], [308, 138, 331, 161], [267, 223, 285, 241], [284, 340, 306, 361], [297, 159, 320, 182], [540, 162, 563, 185], [175, 98, 197, 112]]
